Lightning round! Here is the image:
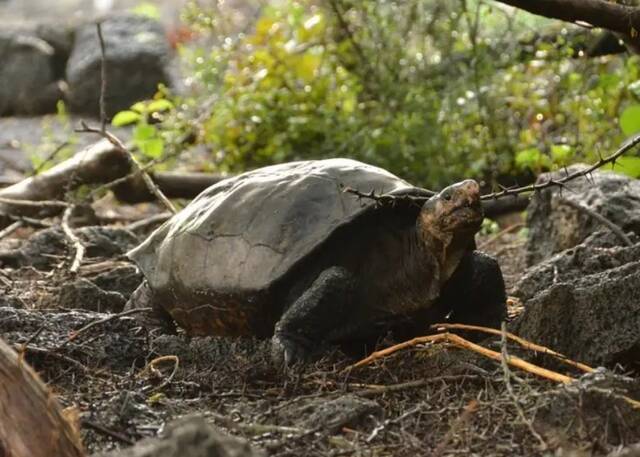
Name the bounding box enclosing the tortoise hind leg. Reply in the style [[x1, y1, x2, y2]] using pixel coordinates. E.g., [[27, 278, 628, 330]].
[[272, 266, 355, 367], [443, 251, 507, 329], [126, 281, 177, 334]]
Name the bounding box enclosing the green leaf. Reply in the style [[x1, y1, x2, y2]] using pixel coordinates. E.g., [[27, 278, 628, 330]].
[[550, 144, 573, 165], [140, 138, 164, 158], [147, 99, 174, 113], [130, 102, 147, 114], [134, 123, 157, 141], [609, 156, 640, 178], [620, 105, 640, 135], [515, 147, 551, 171], [112, 110, 141, 127]]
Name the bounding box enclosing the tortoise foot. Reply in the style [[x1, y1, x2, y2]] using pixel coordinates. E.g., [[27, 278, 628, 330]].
[[271, 332, 311, 367]]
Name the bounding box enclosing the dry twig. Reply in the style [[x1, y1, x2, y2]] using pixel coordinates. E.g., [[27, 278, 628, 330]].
[[433, 323, 594, 373], [499, 322, 548, 450], [75, 23, 176, 215], [138, 355, 180, 393], [0, 220, 22, 240], [57, 307, 152, 349], [478, 222, 524, 249], [61, 206, 85, 273], [559, 198, 633, 246], [349, 331, 574, 383]]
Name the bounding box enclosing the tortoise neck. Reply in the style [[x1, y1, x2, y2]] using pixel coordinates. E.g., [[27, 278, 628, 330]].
[[416, 218, 470, 286]]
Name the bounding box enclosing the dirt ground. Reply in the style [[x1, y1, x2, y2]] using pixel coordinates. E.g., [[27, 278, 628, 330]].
[[1, 210, 640, 457]]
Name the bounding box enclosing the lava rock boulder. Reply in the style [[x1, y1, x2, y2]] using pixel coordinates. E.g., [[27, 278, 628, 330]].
[[66, 14, 172, 116], [524, 165, 640, 266], [513, 231, 640, 368], [0, 29, 63, 115]]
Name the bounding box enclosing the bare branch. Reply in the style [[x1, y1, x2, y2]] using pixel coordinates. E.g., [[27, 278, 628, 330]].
[[61, 206, 85, 273], [76, 123, 177, 214], [559, 198, 633, 246], [96, 22, 108, 132], [494, 0, 640, 45]]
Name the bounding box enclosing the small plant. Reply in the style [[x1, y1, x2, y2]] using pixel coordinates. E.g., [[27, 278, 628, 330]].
[[28, 100, 78, 173], [112, 91, 175, 161]]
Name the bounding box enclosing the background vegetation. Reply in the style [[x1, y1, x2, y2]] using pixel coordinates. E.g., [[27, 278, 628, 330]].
[[117, 0, 640, 189]]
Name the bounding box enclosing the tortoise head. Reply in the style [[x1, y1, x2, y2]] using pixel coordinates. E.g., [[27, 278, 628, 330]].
[[418, 180, 483, 278]]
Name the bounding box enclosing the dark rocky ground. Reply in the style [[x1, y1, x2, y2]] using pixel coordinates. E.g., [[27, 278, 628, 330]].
[[2, 211, 640, 456]]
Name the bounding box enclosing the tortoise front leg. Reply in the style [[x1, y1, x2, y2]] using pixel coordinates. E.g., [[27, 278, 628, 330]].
[[272, 266, 356, 367], [444, 251, 507, 329]]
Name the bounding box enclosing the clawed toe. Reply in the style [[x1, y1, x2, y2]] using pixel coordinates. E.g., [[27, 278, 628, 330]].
[[271, 333, 310, 368]]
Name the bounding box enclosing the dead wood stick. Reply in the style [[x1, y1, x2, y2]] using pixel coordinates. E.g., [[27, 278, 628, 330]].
[[356, 375, 482, 398], [81, 419, 134, 445], [350, 332, 640, 409], [0, 140, 129, 221], [433, 323, 595, 373], [56, 307, 152, 349], [478, 222, 525, 250], [208, 411, 308, 436], [112, 171, 226, 203], [0, 338, 85, 457], [349, 332, 574, 383], [61, 206, 86, 273], [77, 123, 177, 214], [560, 198, 633, 246], [138, 355, 180, 393], [0, 220, 22, 240]]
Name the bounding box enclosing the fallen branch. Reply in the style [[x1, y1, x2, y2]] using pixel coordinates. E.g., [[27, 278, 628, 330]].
[[0, 220, 22, 240], [349, 331, 574, 383], [559, 198, 633, 246], [61, 206, 86, 273], [0, 338, 85, 457], [432, 323, 595, 373], [349, 330, 640, 409], [0, 140, 129, 223], [356, 374, 482, 398]]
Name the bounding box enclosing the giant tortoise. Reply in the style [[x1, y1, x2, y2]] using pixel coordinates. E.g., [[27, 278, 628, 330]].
[[127, 159, 506, 365]]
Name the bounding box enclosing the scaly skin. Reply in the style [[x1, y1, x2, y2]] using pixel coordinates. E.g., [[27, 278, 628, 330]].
[[271, 180, 501, 366]]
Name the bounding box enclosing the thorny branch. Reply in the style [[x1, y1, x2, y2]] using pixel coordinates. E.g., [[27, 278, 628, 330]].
[[343, 133, 640, 204]]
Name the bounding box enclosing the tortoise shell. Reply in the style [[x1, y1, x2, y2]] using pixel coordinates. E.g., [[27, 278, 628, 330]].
[[127, 158, 416, 334]]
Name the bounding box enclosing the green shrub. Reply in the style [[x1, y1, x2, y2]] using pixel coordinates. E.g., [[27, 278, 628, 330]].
[[121, 0, 640, 187]]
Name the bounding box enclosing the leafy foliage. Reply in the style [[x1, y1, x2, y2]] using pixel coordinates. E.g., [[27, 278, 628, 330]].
[[120, 0, 640, 187]]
